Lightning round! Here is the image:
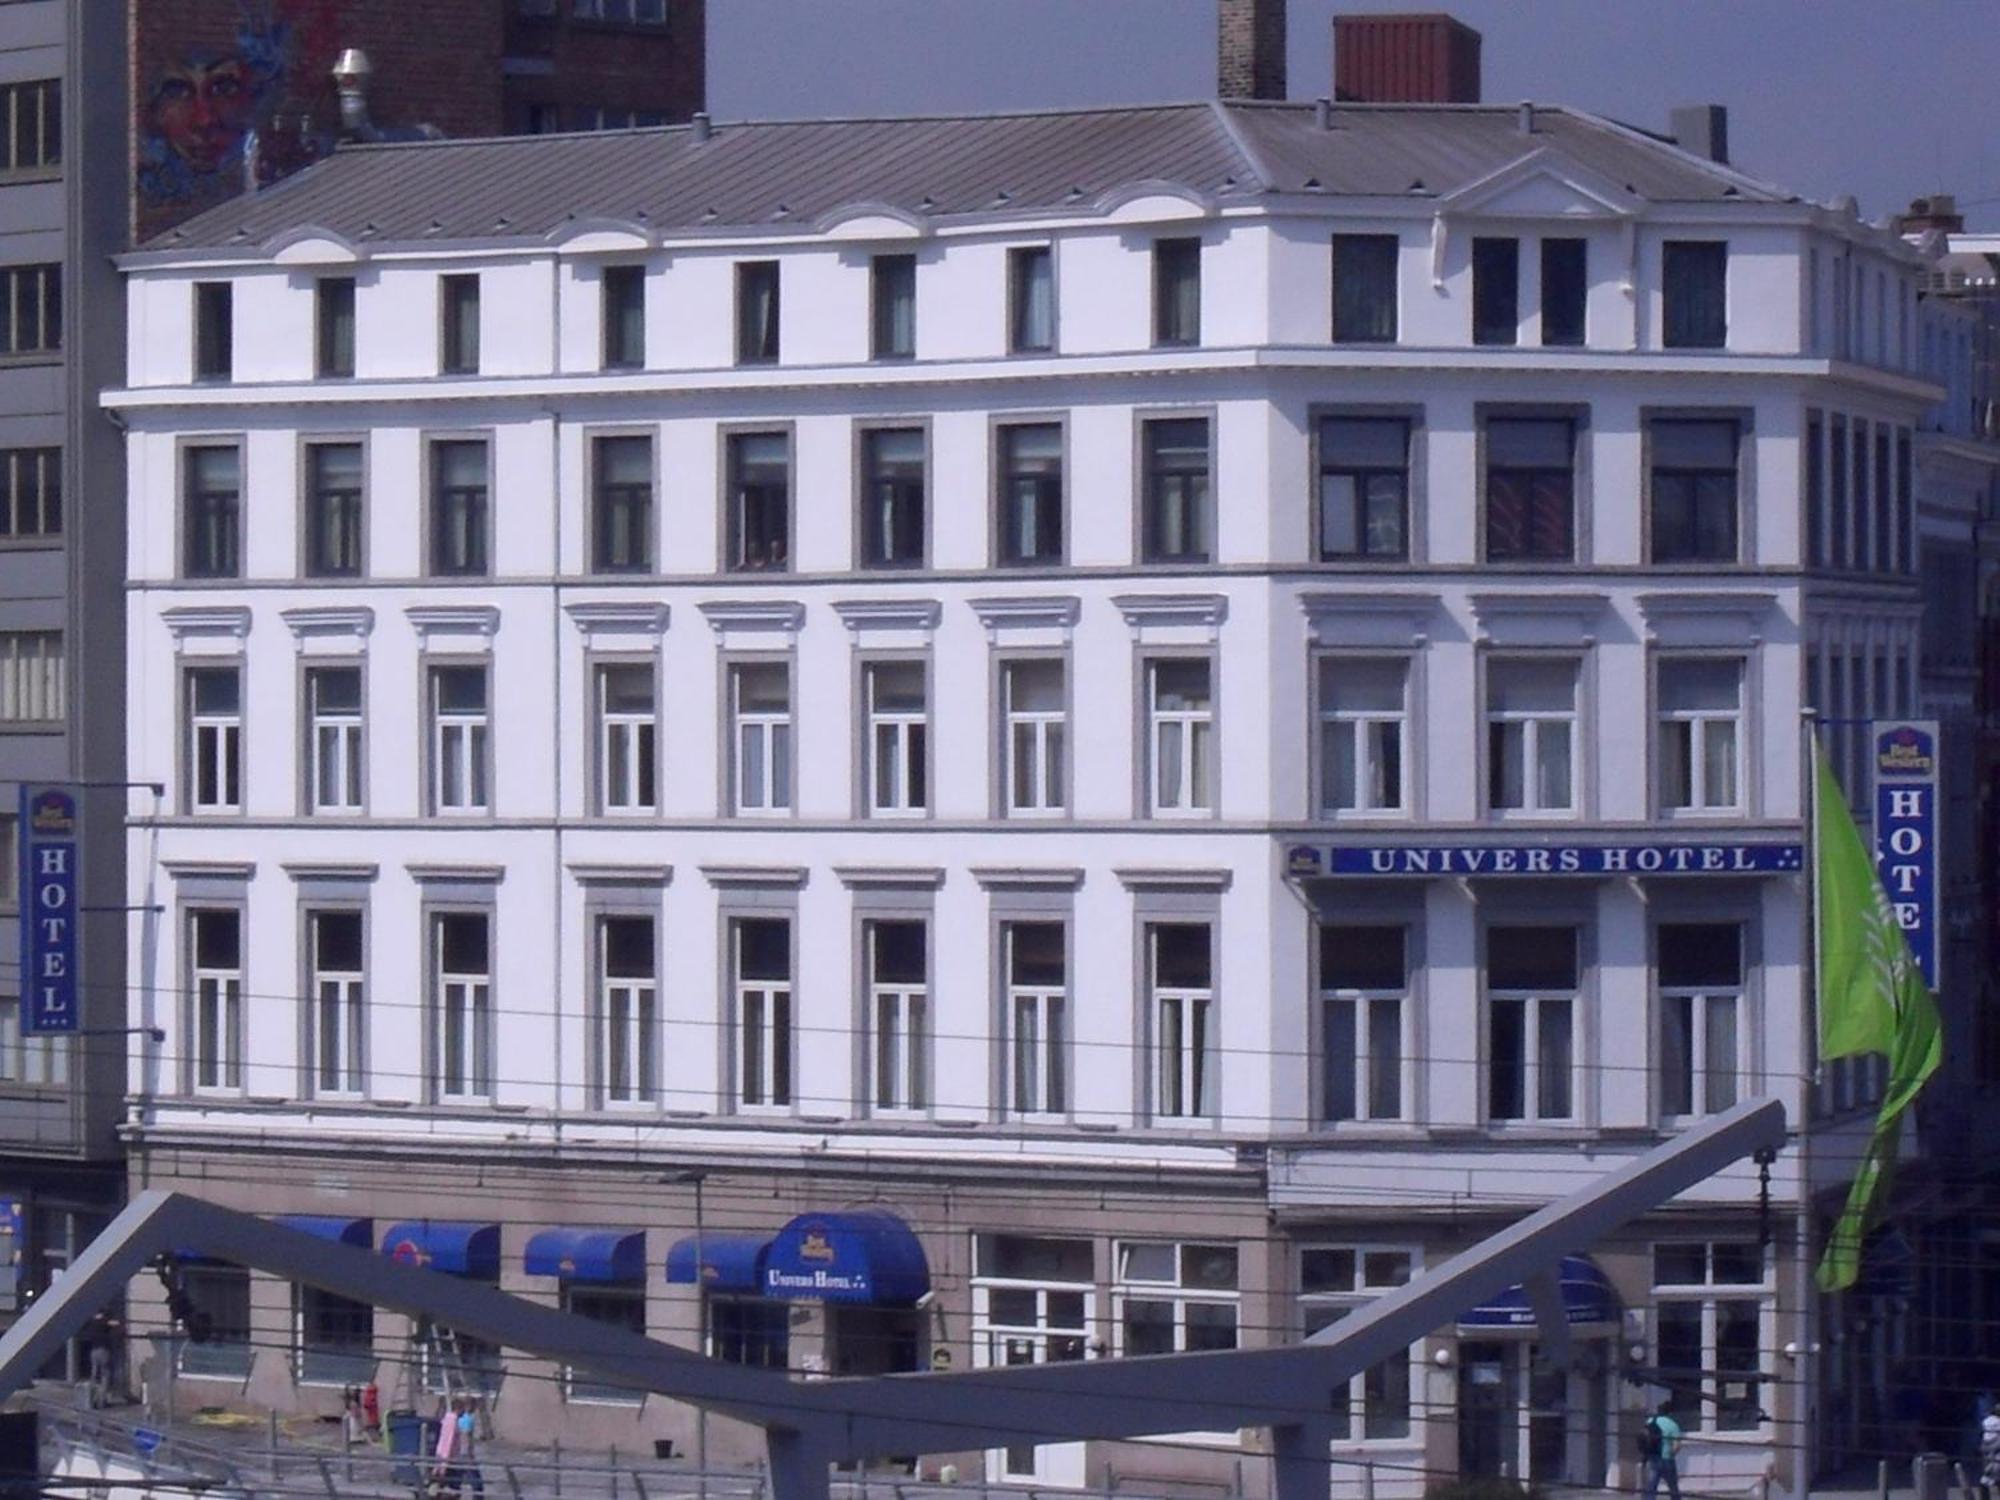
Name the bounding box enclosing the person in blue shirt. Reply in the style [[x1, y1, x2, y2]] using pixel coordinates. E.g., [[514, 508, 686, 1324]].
[[1642, 1402, 1685, 1500]]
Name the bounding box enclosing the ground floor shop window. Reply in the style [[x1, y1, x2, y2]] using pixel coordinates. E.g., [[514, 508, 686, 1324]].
[[974, 1235, 1095, 1485], [1299, 1246, 1418, 1440], [1652, 1240, 1769, 1432], [1115, 1241, 1237, 1354], [710, 1295, 788, 1369], [563, 1285, 645, 1404], [176, 1264, 252, 1378], [295, 1284, 374, 1386]]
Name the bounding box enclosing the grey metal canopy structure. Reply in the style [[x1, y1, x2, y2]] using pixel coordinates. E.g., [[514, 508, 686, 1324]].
[[0, 1097, 1787, 1500]]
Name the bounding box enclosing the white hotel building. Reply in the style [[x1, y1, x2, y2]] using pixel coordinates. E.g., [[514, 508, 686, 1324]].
[[110, 100, 1937, 1493]]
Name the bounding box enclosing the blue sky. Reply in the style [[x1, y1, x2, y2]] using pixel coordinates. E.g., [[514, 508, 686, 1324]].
[[709, 1, 2000, 229]]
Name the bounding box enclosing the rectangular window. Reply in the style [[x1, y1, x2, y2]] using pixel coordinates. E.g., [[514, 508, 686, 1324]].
[[304, 442, 364, 577], [1147, 658, 1213, 816], [1851, 417, 1871, 570], [186, 666, 242, 814], [183, 444, 242, 579], [870, 253, 916, 360], [1331, 235, 1398, 343], [1008, 246, 1054, 353], [315, 276, 355, 378], [1484, 416, 1575, 562], [0, 446, 59, 540], [439, 274, 480, 374], [1485, 658, 1577, 815], [574, 0, 668, 21], [563, 1283, 647, 1401], [996, 422, 1063, 565], [1141, 416, 1211, 564], [1540, 237, 1587, 347], [1658, 923, 1741, 1118], [0, 80, 60, 173], [729, 661, 791, 815], [867, 920, 928, 1111], [1486, 925, 1577, 1122], [1318, 657, 1407, 816], [433, 912, 492, 1100], [1896, 427, 1913, 574], [1829, 413, 1849, 569], [598, 915, 657, 1105], [1299, 1248, 1416, 1440], [601, 264, 645, 369], [596, 663, 657, 814], [1319, 926, 1405, 1123], [1005, 921, 1067, 1116], [0, 631, 62, 724], [1663, 240, 1727, 349], [859, 427, 925, 568], [1150, 923, 1214, 1120], [735, 261, 780, 365], [725, 430, 789, 572], [1152, 237, 1201, 347], [296, 1284, 374, 1385], [178, 1266, 251, 1377], [0, 263, 58, 359], [1652, 1242, 1768, 1433], [1318, 416, 1409, 561], [863, 661, 927, 817], [189, 908, 243, 1093], [429, 665, 490, 815], [0, 815, 14, 908], [1658, 659, 1742, 813], [1805, 411, 1824, 567], [1872, 425, 1892, 575], [306, 666, 363, 813], [307, 909, 364, 1097], [427, 440, 489, 576], [1471, 237, 1519, 345], [1002, 659, 1066, 816], [592, 434, 653, 573], [733, 917, 792, 1107], [192, 281, 229, 377], [1117, 1242, 1237, 1354], [1650, 418, 1739, 562]]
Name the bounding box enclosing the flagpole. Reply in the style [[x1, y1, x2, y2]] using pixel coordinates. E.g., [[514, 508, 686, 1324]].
[[1794, 708, 1821, 1500]]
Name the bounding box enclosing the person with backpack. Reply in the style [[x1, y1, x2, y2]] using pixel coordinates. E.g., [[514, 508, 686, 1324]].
[[1639, 1401, 1684, 1500]]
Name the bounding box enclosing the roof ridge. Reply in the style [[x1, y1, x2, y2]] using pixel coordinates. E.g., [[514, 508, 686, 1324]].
[[1559, 105, 1797, 204], [1208, 100, 1274, 193]]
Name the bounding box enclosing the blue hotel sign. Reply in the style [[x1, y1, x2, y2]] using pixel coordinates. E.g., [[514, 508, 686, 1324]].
[[1286, 842, 1805, 878], [18, 786, 79, 1034], [1873, 721, 1939, 990]]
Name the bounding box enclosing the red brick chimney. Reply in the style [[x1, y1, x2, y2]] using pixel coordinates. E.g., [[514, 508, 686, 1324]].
[[1334, 12, 1481, 104], [1219, 0, 1288, 101]]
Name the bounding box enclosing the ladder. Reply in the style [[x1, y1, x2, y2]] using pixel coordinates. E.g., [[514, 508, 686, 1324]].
[[407, 1317, 495, 1439]]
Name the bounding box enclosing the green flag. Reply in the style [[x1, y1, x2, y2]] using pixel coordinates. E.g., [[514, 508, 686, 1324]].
[[1813, 744, 1942, 1292]]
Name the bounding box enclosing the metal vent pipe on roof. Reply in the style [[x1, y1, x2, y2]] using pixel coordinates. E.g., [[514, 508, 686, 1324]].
[[1517, 100, 1535, 134], [691, 111, 712, 143], [1314, 97, 1333, 130]]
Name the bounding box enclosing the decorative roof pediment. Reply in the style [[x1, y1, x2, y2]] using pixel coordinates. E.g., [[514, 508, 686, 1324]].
[[1438, 148, 1644, 221], [1098, 181, 1214, 223], [815, 202, 929, 240], [266, 226, 366, 265], [548, 218, 654, 255]]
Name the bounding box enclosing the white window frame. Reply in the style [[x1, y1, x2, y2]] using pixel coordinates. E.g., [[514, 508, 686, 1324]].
[[1004, 922, 1067, 1118], [971, 1239, 1095, 1480], [864, 660, 928, 818], [428, 664, 490, 816], [1298, 1245, 1422, 1444], [186, 667, 242, 815], [1149, 924, 1215, 1121], [596, 661, 657, 816], [0, 629, 63, 724], [0, 1007, 68, 1086], [733, 918, 792, 1110], [1318, 927, 1407, 1125], [1656, 656, 1745, 816], [189, 908, 243, 1095], [433, 912, 493, 1102], [1650, 1241, 1773, 1436], [1657, 923, 1744, 1122], [729, 661, 792, 817], [1485, 928, 1578, 1125], [1002, 658, 1066, 818], [1146, 657, 1214, 817], [307, 909, 365, 1098], [598, 915, 658, 1107], [306, 665, 363, 814], [1484, 656, 1578, 817], [867, 921, 928, 1113], [1316, 654, 1409, 818]]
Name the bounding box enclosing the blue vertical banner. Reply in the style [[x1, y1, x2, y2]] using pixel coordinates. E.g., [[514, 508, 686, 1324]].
[[19, 786, 79, 1033], [1872, 721, 1940, 991]]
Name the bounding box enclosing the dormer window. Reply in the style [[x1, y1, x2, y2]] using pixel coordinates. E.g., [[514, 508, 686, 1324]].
[[1540, 239, 1587, 346]]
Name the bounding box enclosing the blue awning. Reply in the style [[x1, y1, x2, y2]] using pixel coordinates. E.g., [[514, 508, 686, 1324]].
[[523, 1227, 646, 1284], [274, 1215, 373, 1249], [382, 1221, 501, 1280], [1458, 1254, 1620, 1329], [665, 1234, 772, 1293], [763, 1211, 929, 1305]]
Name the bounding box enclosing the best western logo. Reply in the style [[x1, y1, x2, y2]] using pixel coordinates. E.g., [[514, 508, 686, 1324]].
[[29, 791, 75, 836]]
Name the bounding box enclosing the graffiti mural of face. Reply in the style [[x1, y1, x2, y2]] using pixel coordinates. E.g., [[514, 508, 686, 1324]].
[[150, 56, 256, 175]]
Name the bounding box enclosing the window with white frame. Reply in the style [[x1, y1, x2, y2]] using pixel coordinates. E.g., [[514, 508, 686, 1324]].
[[596, 663, 657, 814], [598, 915, 657, 1105], [0, 1006, 67, 1086], [295, 1284, 373, 1385], [996, 423, 1063, 565], [973, 1236, 1092, 1476], [432, 912, 492, 1100], [867, 920, 928, 1112], [1652, 1241, 1768, 1433], [1485, 658, 1577, 815], [1, 263, 59, 357], [0, 630, 62, 723], [1004, 921, 1066, 1116], [1008, 246, 1054, 353], [1, 446, 59, 539], [563, 1283, 647, 1403], [1149, 923, 1214, 1120], [1658, 658, 1742, 813], [860, 426, 925, 566], [1116, 1242, 1238, 1354], [1146, 658, 1213, 816], [1141, 416, 1211, 564], [307, 909, 364, 1097], [1658, 923, 1742, 1118], [730, 662, 791, 815], [864, 661, 927, 817], [1485, 925, 1577, 1123], [305, 666, 362, 813], [185, 666, 241, 814], [304, 442, 364, 577], [1002, 659, 1066, 816], [428, 665, 489, 814], [726, 431, 789, 572], [592, 434, 654, 574], [428, 440, 489, 578], [732, 917, 791, 1108], [189, 908, 242, 1093], [1298, 1247, 1417, 1440], [1319, 925, 1405, 1123], [183, 444, 240, 579], [1318, 657, 1407, 815], [0, 80, 60, 174]]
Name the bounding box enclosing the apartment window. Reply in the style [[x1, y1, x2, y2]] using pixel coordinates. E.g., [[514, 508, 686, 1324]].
[[595, 663, 657, 814], [192, 281, 229, 377], [1852, 417, 1871, 571], [729, 662, 791, 815], [1658, 659, 1742, 813], [1652, 1242, 1767, 1432], [186, 667, 242, 814], [859, 427, 925, 568], [308, 910, 365, 1097], [1829, 413, 1850, 569], [433, 912, 492, 1100], [1658, 923, 1741, 1119], [575, 0, 668, 23], [1318, 416, 1409, 561], [1896, 427, 1914, 574], [177, 1264, 251, 1376], [1540, 237, 1587, 347], [1663, 240, 1727, 349], [996, 423, 1063, 565], [189, 908, 243, 1092], [1002, 659, 1066, 816], [1299, 1248, 1416, 1439], [592, 434, 653, 573], [1486, 659, 1577, 815], [1872, 425, 1892, 576], [0, 631, 62, 723], [864, 661, 927, 817], [0, 80, 60, 174], [429, 665, 490, 815], [1486, 925, 1577, 1122], [183, 444, 241, 579], [1146, 659, 1213, 816], [725, 431, 789, 572], [598, 915, 657, 1104], [1483, 416, 1574, 562], [870, 253, 916, 360], [1318, 657, 1407, 816], [1320, 925, 1405, 1123], [1117, 1242, 1237, 1354], [867, 920, 928, 1112], [440, 274, 480, 374], [315, 276, 356, 378], [1004, 922, 1066, 1116], [0, 264, 57, 360], [1141, 417, 1211, 564], [1650, 418, 1739, 562], [0, 447, 59, 539], [0, 1011, 64, 1088], [1330, 235, 1398, 343], [422, 439, 489, 576], [563, 1282, 647, 1402], [1153, 237, 1201, 347], [601, 265, 645, 369], [306, 666, 363, 813], [735, 261, 780, 365], [1805, 411, 1824, 567], [1008, 246, 1054, 353], [733, 917, 792, 1107], [296, 1285, 374, 1385], [1472, 237, 1519, 345], [304, 442, 363, 577], [1150, 923, 1214, 1120]]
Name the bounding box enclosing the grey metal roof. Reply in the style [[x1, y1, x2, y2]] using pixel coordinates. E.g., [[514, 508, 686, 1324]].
[[146, 100, 1797, 254]]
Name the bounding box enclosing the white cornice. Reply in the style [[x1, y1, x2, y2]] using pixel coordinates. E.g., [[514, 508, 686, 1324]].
[[970, 866, 1086, 892], [833, 866, 947, 891], [1298, 590, 1440, 645], [162, 860, 256, 881], [1467, 591, 1611, 643], [698, 600, 806, 636], [1634, 590, 1780, 644], [280, 862, 380, 882], [1112, 592, 1229, 637], [280, 605, 375, 643], [405, 605, 502, 646], [1114, 867, 1233, 893], [967, 595, 1081, 640], [567, 863, 674, 887], [699, 864, 809, 889], [830, 599, 942, 635], [564, 601, 670, 638], [405, 864, 506, 885], [161, 605, 252, 643]]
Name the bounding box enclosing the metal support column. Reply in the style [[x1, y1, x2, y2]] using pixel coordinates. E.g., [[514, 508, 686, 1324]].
[[765, 1427, 831, 1500], [1270, 1422, 1334, 1500]]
